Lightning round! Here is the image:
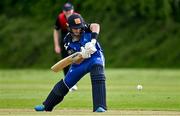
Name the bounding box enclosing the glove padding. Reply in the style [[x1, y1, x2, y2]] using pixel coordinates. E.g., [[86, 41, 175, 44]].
[[80, 39, 97, 59], [80, 47, 91, 59], [84, 39, 97, 55]]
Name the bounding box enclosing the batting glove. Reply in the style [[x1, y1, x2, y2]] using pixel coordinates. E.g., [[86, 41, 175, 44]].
[[80, 47, 91, 59], [84, 39, 97, 55]]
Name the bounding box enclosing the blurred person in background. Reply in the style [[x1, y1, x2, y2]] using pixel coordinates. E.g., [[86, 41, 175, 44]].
[[35, 14, 107, 112], [53, 2, 78, 91]]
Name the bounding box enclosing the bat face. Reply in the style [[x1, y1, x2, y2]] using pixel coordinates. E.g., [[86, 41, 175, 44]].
[[51, 52, 82, 72]]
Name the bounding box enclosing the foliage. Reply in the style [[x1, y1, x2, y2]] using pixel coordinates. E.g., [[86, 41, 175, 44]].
[[0, 0, 180, 68]]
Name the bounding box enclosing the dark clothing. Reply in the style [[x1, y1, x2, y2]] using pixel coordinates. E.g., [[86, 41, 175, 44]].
[[59, 31, 69, 75], [54, 12, 78, 75], [54, 13, 90, 75], [55, 12, 69, 31]]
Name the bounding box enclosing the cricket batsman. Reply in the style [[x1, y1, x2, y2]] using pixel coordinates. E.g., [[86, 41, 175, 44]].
[[34, 14, 107, 112]]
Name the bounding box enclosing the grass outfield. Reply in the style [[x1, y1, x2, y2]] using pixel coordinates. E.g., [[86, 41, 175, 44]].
[[0, 69, 180, 115]]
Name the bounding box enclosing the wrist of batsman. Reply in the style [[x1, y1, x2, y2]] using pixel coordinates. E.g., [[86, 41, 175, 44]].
[[91, 32, 98, 39]]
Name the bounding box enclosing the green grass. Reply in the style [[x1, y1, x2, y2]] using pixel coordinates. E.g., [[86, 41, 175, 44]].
[[0, 69, 180, 111]]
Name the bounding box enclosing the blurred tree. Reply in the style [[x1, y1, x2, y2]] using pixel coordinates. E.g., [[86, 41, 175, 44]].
[[0, 0, 180, 68]]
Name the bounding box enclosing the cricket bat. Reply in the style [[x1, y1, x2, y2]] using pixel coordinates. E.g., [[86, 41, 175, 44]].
[[51, 52, 83, 72]]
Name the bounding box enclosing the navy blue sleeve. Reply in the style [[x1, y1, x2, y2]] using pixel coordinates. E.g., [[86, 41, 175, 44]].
[[63, 33, 70, 48], [63, 33, 76, 55]]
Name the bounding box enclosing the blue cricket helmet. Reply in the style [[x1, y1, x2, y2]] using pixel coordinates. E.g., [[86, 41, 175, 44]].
[[68, 14, 85, 29]]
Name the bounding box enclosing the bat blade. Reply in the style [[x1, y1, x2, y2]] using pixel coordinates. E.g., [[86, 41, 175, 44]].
[[51, 52, 82, 72]]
